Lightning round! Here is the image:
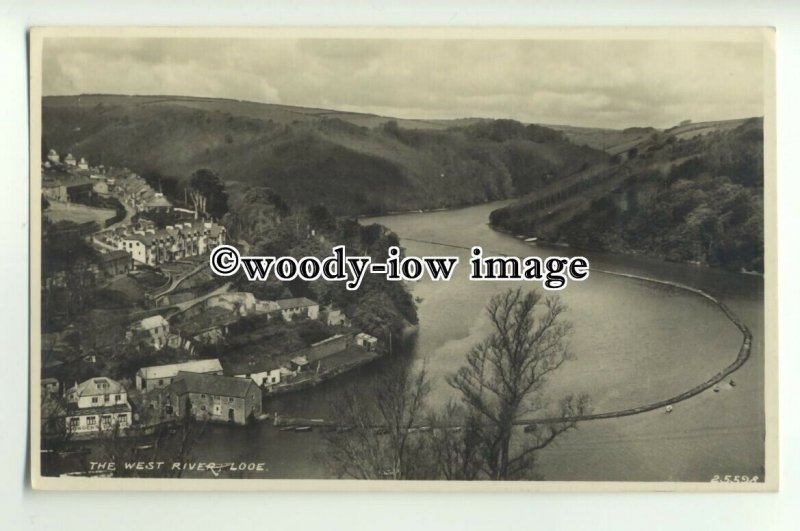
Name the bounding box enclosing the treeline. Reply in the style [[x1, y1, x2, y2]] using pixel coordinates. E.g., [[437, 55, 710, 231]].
[[42, 95, 607, 216], [224, 184, 418, 340], [490, 119, 764, 273]]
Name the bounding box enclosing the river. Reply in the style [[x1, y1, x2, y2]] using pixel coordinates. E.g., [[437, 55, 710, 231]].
[[140, 200, 767, 482]]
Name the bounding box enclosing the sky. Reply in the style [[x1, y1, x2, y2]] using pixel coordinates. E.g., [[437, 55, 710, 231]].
[[41, 36, 766, 129]]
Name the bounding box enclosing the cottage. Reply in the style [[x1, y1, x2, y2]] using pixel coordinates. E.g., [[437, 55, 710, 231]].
[[323, 307, 347, 326], [64, 153, 77, 166], [275, 297, 320, 322], [98, 250, 132, 278], [64, 377, 132, 433], [141, 193, 173, 214], [290, 355, 310, 372], [78, 157, 89, 170], [355, 332, 379, 351], [153, 372, 262, 425], [46, 149, 60, 165], [41, 176, 94, 203], [226, 357, 284, 387], [131, 315, 170, 350], [136, 358, 223, 392]]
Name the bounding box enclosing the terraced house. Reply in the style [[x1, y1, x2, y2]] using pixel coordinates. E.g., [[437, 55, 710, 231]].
[[96, 219, 226, 266]]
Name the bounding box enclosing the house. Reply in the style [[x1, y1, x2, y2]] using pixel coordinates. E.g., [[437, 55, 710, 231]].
[[41, 377, 59, 395], [96, 220, 227, 266], [322, 307, 347, 326], [41, 176, 95, 203], [141, 193, 173, 213], [98, 250, 132, 278], [93, 180, 110, 195], [355, 332, 379, 351], [226, 357, 285, 387], [63, 153, 77, 166], [78, 157, 89, 170], [46, 149, 60, 165], [289, 355, 310, 372], [130, 315, 170, 350], [152, 371, 262, 425], [64, 377, 132, 433], [135, 358, 223, 392], [275, 297, 320, 322]]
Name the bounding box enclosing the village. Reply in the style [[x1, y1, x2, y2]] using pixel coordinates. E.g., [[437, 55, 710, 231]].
[[40, 150, 381, 441]]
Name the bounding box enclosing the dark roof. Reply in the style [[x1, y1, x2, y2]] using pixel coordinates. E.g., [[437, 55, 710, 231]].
[[223, 355, 284, 376], [98, 250, 131, 263], [170, 371, 257, 398]]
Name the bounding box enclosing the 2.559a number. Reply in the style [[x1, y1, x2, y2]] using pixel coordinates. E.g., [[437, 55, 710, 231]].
[[711, 475, 760, 483]]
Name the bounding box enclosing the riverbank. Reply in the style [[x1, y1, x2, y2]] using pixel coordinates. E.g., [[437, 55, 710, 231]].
[[264, 346, 382, 397], [491, 223, 765, 277]]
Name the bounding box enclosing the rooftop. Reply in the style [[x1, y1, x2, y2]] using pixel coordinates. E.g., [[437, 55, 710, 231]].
[[275, 297, 318, 310], [170, 371, 257, 399], [139, 315, 168, 330], [138, 359, 223, 381], [98, 250, 131, 263], [67, 377, 125, 398]]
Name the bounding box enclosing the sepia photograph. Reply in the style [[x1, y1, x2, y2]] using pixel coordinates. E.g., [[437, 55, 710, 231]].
[[29, 27, 776, 491]]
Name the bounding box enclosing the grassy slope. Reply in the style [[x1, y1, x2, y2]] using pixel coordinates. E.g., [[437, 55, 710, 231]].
[[490, 118, 764, 272], [42, 95, 607, 215]]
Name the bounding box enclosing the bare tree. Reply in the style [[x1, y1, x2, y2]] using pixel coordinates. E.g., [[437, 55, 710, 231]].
[[96, 397, 208, 478], [322, 364, 431, 480], [421, 402, 483, 480], [447, 288, 589, 480]]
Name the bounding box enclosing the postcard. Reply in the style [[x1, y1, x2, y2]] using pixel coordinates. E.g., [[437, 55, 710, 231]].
[[29, 26, 777, 491]]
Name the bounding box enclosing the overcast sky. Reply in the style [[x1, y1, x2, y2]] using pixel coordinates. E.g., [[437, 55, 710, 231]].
[[42, 37, 765, 129]]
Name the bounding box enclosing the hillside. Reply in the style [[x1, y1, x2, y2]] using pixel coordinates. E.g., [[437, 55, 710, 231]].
[[42, 95, 607, 215], [490, 118, 764, 272]]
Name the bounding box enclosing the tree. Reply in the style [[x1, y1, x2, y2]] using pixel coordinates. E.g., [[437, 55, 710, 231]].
[[96, 401, 208, 478], [447, 288, 589, 480], [188, 168, 228, 220], [322, 365, 431, 480]]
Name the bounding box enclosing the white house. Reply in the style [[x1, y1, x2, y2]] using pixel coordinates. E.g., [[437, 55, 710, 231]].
[[355, 332, 379, 351], [274, 297, 320, 322], [130, 315, 170, 350], [64, 377, 132, 433], [136, 358, 223, 392]]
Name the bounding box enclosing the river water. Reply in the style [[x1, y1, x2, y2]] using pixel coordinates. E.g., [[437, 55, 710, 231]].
[[155, 201, 767, 482]]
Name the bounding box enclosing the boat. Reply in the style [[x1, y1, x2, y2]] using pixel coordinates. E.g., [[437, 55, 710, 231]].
[[279, 426, 295, 431], [713, 385, 720, 393], [294, 426, 312, 432], [665, 405, 673, 414], [524, 237, 538, 243], [730, 380, 737, 387]]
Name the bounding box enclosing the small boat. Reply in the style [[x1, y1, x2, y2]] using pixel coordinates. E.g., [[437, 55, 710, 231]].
[[524, 237, 538, 243], [713, 385, 720, 393], [294, 426, 312, 432], [134, 444, 154, 451], [279, 426, 295, 432], [730, 380, 737, 387], [665, 405, 673, 414]]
